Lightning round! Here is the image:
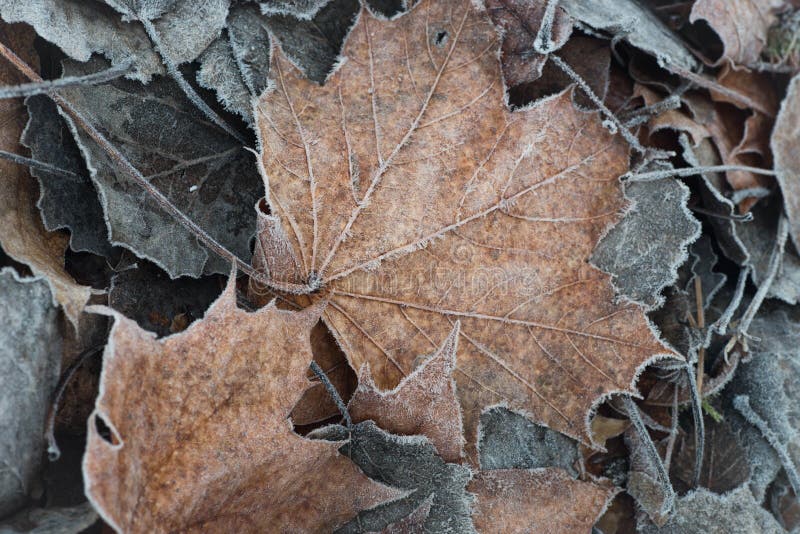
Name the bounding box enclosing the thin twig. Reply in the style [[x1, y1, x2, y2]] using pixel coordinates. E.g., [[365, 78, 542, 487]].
[[666, 64, 776, 117], [623, 395, 676, 515], [0, 40, 309, 295], [694, 276, 706, 394], [737, 216, 789, 338], [550, 54, 654, 156], [0, 59, 133, 99], [690, 205, 753, 222], [625, 165, 776, 182], [45, 346, 104, 461], [663, 385, 680, 473], [0, 149, 83, 179], [309, 361, 352, 428], [685, 363, 704, 488], [734, 395, 800, 495], [138, 18, 247, 145], [713, 266, 750, 338]]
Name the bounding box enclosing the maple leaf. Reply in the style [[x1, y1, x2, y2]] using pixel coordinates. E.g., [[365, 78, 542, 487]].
[[83, 275, 400, 532], [255, 0, 674, 448], [468, 468, 617, 534], [0, 21, 89, 328], [349, 322, 464, 463]]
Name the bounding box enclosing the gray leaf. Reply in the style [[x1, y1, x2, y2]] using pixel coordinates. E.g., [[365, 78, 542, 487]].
[[591, 176, 701, 309], [259, 0, 331, 18], [0, 0, 162, 82], [0, 269, 62, 518], [477, 406, 579, 476], [102, 0, 178, 20], [721, 302, 800, 502], [146, 0, 230, 66], [60, 57, 261, 278], [560, 0, 697, 71], [637, 486, 784, 534], [313, 421, 475, 534], [21, 95, 111, 257], [773, 73, 800, 253], [0, 502, 97, 534]]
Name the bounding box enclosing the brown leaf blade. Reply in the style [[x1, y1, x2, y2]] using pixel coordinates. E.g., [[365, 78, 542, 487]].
[[257, 0, 674, 450], [83, 277, 399, 532]]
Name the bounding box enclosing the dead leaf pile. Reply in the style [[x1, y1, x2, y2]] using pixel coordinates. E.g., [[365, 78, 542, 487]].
[[1, 0, 800, 532]]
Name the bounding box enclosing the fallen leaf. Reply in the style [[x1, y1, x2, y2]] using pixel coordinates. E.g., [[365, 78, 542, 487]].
[[256, 0, 675, 449], [83, 276, 400, 532], [670, 416, 750, 494], [349, 322, 464, 463], [291, 319, 358, 427], [60, 56, 261, 278], [560, 0, 697, 71], [259, 0, 331, 18], [0, 0, 162, 81], [468, 468, 617, 534], [315, 421, 475, 533], [591, 173, 701, 309], [637, 486, 784, 533], [21, 94, 111, 257], [689, 0, 784, 67], [721, 301, 800, 502], [772, 72, 800, 251], [483, 0, 572, 87], [0, 269, 62, 518], [0, 502, 98, 534], [477, 406, 580, 475], [624, 426, 671, 526], [0, 22, 90, 328]]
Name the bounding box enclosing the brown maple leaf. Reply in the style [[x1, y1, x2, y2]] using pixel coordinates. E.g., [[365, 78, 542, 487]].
[[83, 276, 400, 533], [468, 468, 618, 533], [0, 22, 89, 328], [349, 322, 464, 463], [255, 0, 674, 452]]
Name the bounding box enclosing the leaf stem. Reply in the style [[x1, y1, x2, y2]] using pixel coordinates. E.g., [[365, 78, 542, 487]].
[[625, 165, 776, 182], [309, 361, 352, 428], [0, 149, 83, 179], [0, 59, 133, 99]]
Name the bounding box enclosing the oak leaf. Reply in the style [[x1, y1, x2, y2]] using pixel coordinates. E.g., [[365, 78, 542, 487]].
[[467, 468, 618, 534], [256, 0, 674, 449], [83, 276, 400, 533]]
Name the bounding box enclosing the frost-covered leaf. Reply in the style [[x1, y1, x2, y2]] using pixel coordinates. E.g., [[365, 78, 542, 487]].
[[102, 0, 177, 20], [721, 302, 800, 502], [477, 406, 580, 475], [483, 0, 572, 88], [560, 0, 697, 71], [256, 0, 675, 449], [0, 502, 98, 534], [316, 421, 475, 533], [686, 235, 727, 312], [671, 416, 750, 494], [468, 468, 617, 534], [0, 269, 62, 518], [591, 175, 701, 309], [773, 73, 800, 252], [637, 486, 784, 533], [624, 426, 671, 525], [349, 323, 464, 463], [61, 57, 261, 278], [21, 95, 110, 257], [108, 261, 224, 337], [689, 0, 785, 67], [259, 0, 331, 18], [0, 22, 90, 327], [83, 277, 400, 532], [264, 0, 360, 84]]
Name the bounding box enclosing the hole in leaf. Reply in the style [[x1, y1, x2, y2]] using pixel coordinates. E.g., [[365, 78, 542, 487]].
[[434, 30, 448, 46], [94, 414, 120, 446]]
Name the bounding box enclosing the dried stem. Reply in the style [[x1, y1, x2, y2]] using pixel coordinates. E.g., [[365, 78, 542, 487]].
[[0, 149, 83, 179], [0, 40, 310, 295], [138, 18, 247, 145], [625, 165, 776, 182], [713, 266, 750, 337], [0, 59, 132, 99], [694, 276, 706, 394], [309, 361, 352, 428], [45, 346, 104, 461], [623, 395, 676, 515], [685, 363, 704, 488], [663, 385, 680, 473]]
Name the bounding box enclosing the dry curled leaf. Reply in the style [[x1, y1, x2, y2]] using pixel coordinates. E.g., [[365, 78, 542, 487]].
[[689, 0, 785, 67], [349, 322, 464, 463], [468, 468, 618, 534], [83, 276, 399, 532], [773, 73, 800, 252], [256, 0, 675, 451]]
